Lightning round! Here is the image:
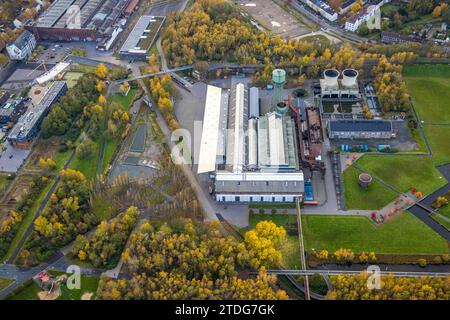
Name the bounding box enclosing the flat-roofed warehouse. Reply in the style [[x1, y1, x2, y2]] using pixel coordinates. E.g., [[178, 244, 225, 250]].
[[119, 15, 165, 61], [198, 83, 304, 203], [25, 0, 131, 41], [8, 81, 68, 149], [327, 120, 395, 139]]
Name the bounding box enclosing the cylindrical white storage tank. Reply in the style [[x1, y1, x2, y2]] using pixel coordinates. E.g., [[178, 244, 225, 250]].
[[342, 69, 359, 88], [323, 69, 340, 88]]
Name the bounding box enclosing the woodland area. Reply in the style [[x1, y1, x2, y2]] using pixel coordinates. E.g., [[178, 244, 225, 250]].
[[327, 273, 450, 300], [71, 206, 140, 268], [161, 0, 438, 112], [97, 220, 289, 299]]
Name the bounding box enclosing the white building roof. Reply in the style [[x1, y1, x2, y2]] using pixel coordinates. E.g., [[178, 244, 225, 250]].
[[35, 62, 70, 85], [231, 83, 245, 173], [197, 85, 222, 174], [215, 171, 304, 182]]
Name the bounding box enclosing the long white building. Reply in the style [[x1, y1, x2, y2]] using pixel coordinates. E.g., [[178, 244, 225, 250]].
[[198, 83, 304, 203]]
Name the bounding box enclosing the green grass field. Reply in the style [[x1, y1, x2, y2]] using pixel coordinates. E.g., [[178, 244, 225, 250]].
[[437, 205, 450, 219], [248, 214, 301, 269], [302, 213, 450, 254], [432, 213, 450, 231], [99, 88, 139, 174], [343, 166, 398, 210], [423, 126, 450, 166], [110, 89, 137, 112], [355, 156, 447, 196], [404, 64, 450, 123], [0, 278, 13, 290], [70, 141, 101, 181], [63, 72, 84, 89], [8, 282, 41, 300]]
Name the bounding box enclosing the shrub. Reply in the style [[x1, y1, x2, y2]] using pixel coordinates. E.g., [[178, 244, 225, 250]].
[[334, 249, 355, 263], [433, 256, 442, 264], [418, 258, 427, 267]]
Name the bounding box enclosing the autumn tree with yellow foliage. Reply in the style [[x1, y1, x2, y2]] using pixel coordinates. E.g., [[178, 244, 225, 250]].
[[327, 273, 450, 300], [95, 63, 108, 80], [97, 219, 288, 300], [34, 169, 98, 246], [71, 207, 140, 268]]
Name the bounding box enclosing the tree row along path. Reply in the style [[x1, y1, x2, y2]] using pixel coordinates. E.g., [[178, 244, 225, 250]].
[[6, 148, 78, 264]]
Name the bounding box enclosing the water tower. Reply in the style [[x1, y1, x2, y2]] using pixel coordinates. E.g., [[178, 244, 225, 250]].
[[271, 69, 286, 110]]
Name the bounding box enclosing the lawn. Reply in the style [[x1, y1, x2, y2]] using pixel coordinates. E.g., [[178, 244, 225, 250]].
[[343, 166, 398, 210], [423, 126, 450, 166], [302, 213, 450, 254], [249, 214, 301, 269], [49, 271, 100, 300], [0, 278, 13, 290], [437, 205, 450, 219], [63, 72, 84, 89], [404, 64, 450, 123], [432, 213, 450, 231], [99, 88, 139, 173], [101, 139, 117, 173], [109, 88, 138, 112], [69, 141, 101, 181], [71, 64, 97, 74], [7, 272, 100, 300], [356, 155, 447, 196], [8, 281, 41, 300]]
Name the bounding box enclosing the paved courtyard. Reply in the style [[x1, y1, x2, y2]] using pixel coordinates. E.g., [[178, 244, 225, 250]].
[[0, 143, 31, 173], [238, 0, 311, 39]]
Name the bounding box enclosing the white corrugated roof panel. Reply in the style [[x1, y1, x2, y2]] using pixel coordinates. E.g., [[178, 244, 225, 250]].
[[197, 85, 222, 174]]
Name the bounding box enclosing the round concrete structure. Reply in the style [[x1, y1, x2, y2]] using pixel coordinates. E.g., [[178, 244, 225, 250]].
[[342, 69, 359, 88], [323, 69, 340, 88], [276, 102, 288, 116], [358, 173, 373, 188]]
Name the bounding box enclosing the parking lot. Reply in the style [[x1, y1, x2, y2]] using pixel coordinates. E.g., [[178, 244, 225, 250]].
[[238, 0, 311, 39], [32, 41, 111, 65], [0, 143, 31, 173]]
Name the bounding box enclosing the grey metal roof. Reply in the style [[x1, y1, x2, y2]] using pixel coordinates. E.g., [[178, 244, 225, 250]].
[[36, 0, 104, 29], [12, 30, 35, 50], [215, 180, 304, 194], [119, 15, 164, 53], [249, 87, 259, 119], [329, 120, 393, 132]]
